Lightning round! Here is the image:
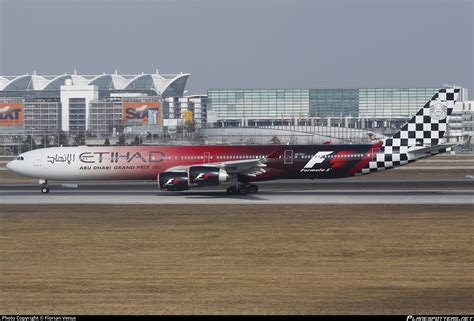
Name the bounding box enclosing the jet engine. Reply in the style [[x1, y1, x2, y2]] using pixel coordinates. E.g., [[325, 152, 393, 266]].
[[188, 166, 230, 187], [158, 172, 189, 191]]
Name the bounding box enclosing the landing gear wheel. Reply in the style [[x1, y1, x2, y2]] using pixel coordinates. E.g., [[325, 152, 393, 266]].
[[39, 179, 49, 194], [237, 186, 248, 195], [227, 186, 237, 194], [248, 185, 258, 194]]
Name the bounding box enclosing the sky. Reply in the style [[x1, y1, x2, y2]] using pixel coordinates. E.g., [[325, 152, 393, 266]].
[[0, 0, 472, 95]]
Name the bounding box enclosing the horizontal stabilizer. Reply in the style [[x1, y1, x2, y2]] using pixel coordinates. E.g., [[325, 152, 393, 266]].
[[408, 143, 456, 157]]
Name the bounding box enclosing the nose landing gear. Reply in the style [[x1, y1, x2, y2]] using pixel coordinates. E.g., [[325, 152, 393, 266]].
[[39, 179, 49, 194]]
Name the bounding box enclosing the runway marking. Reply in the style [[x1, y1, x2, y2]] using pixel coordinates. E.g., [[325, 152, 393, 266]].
[[0, 189, 472, 205], [0, 179, 473, 205]]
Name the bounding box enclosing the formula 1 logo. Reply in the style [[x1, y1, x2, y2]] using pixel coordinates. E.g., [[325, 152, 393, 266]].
[[303, 151, 333, 168], [195, 173, 208, 180], [165, 178, 175, 186], [0, 103, 24, 125]]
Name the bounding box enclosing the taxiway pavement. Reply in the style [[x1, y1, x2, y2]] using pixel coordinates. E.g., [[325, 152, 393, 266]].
[[0, 179, 472, 204]]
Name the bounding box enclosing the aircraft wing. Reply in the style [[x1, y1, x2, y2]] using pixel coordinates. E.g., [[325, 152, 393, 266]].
[[164, 150, 281, 177]]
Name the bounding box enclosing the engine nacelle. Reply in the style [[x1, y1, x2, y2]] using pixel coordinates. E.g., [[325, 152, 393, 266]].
[[158, 172, 189, 191], [188, 166, 230, 187]]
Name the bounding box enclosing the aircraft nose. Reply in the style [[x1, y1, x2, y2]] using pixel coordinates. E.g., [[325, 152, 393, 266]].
[[6, 160, 16, 172]]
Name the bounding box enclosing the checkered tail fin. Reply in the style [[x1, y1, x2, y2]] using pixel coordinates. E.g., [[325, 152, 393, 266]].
[[384, 88, 460, 148]]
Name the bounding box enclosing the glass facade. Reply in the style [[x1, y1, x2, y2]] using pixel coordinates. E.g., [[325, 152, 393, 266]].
[[358, 88, 439, 119], [209, 88, 443, 123], [89, 100, 124, 136], [206, 87, 469, 141], [0, 90, 64, 100], [309, 89, 359, 117], [208, 89, 309, 125], [162, 96, 207, 130], [462, 104, 474, 151], [69, 98, 86, 134], [24, 101, 61, 135]]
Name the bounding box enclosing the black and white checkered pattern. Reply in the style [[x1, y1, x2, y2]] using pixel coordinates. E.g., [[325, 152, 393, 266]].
[[359, 88, 460, 174]]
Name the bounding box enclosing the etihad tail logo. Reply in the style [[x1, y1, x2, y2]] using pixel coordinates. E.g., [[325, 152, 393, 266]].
[[429, 98, 448, 121]]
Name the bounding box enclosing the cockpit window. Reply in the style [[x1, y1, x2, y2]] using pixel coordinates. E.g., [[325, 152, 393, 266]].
[[16, 156, 24, 161]]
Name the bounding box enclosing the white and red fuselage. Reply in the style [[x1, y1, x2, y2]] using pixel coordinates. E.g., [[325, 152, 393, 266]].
[[8, 143, 386, 181]]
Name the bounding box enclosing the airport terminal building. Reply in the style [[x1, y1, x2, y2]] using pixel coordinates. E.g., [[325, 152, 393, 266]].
[[0, 71, 195, 137], [0, 72, 472, 149], [206, 88, 472, 145]]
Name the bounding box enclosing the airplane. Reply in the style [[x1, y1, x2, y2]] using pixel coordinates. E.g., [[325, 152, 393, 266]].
[[6, 88, 460, 195]]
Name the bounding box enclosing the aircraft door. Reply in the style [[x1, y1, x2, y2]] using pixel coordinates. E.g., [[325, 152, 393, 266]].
[[203, 152, 211, 164], [284, 150, 293, 165], [34, 153, 41, 166]]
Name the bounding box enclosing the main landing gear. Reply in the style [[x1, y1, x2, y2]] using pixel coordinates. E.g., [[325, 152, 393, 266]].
[[226, 183, 258, 195], [39, 179, 49, 194]]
